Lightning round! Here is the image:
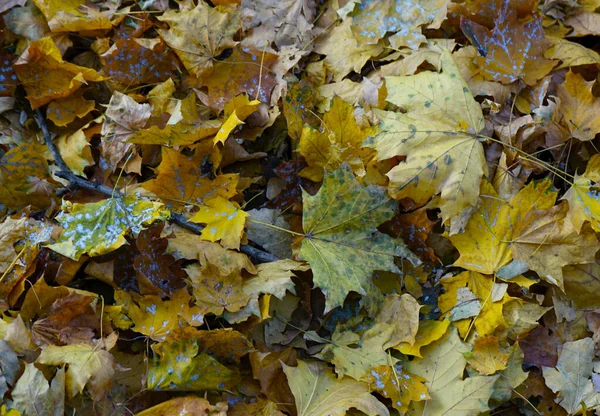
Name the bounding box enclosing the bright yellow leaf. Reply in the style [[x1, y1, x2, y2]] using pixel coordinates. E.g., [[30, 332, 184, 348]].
[[449, 180, 556, 276], [214, 95, 260, 145], [396, 319, 450, 357], [189, 196, 248, 249]]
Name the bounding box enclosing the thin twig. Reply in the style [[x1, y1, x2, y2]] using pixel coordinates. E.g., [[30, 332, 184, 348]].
[[34, 108, 279, 264]]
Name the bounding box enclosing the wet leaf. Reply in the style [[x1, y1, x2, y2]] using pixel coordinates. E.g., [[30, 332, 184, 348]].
[[300, 164, 419, 312]]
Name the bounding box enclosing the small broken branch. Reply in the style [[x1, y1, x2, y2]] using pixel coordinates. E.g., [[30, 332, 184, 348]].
[[34, 108, 279, 264]]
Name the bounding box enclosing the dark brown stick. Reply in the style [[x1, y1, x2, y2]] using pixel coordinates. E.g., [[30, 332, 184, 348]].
[[34, 108, 279, 263]]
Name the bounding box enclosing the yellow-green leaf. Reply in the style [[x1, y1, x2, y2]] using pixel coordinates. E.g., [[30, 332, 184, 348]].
[[300, 164, 419, 312]]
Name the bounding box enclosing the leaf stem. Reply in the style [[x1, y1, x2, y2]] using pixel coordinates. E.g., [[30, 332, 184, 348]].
[[247, 218, 305, 236]]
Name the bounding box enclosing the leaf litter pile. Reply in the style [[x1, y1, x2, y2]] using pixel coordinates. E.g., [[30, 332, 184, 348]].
[[4, 0, 600, 414]]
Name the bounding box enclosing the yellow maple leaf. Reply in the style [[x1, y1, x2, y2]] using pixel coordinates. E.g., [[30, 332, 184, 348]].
[[157, 2, 239, 77], [464, 335, 509, 375], [298, 96, 377, 182], [364, 50, 486, 233], [438, 271, 514, 337], [115, 289, 203, 342], [555, 71, 600, 142], [395, 319, 450, 357], [13, 37, 104, 109], [189, 196, 248, 249], [141, 147, 236, 212], [36, 334, 117, 401], [214, 95, 261, 145], [32, 0, 116, 32], [449, 180, 556, 276], [46, 92, 95, 127]]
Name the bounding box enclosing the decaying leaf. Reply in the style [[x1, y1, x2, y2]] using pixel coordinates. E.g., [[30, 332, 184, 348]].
[[300, 164, 419, 312], [365, 50, 486, 232]]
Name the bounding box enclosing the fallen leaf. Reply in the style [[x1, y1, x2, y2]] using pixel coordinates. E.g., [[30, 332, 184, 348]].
[[157, 2, 239, 77], [283, 360, 390, 416], [48, 194, 169, 261], [13, 37, 104, 109], [300, 164, 419, 312], [364, 50, 486, 232]]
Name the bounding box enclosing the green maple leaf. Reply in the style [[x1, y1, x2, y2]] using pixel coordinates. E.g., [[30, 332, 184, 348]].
[[300, 164, 419, 312]]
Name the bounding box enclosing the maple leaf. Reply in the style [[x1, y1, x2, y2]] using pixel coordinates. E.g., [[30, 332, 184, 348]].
[[13, 37, 104, 109], [11, 363, 64, 416], [464, 335, 509, 375], [0, 143, 56, 215], [300, 164, 419, 313], [54, 128, 94, 176], [224, 259, 309, 322], [0, 216, 54, 304], [193, 46, 278, 110], [543, 338, 600, 414], [115, 289, 203, 341], [157, 2, 239, 77], [100, 92, 152, 172], [396, 319, 450, 357], [553, 71, 600, 142], [241, 0, 317, 49], [136, 397, 228, 416], [348, 0, 449, 48], [148, 329, 245, 391], [99, 38, 178, 89], [366, 364, 430, 414], [406, 326, 499, 415], [32, 0, 117, 32], [438, 271, 514, 337], [48, 194, 169, 261], [189, 196, 248, 249], [563, 154, 600, 232], [449, 180, 555, 276], [460, 0, 556, 85], [185, 262, 250, 316], [46, 92, 95, 127], [298, 96, 377, 182], [36, 335, 118, 401], [141, 147, 235, 211], [365, 49, 486, 232], [214, 95, 261, 145], [283, 360, 390, 416], [314, 20, 384, 82]]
